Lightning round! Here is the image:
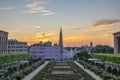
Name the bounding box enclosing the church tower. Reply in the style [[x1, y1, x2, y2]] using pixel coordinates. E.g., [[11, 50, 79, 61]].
[[59, 27, 63, 60]]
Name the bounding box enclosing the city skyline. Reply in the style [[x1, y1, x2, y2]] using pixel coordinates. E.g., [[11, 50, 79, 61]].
[[0, 0, 120, 46]]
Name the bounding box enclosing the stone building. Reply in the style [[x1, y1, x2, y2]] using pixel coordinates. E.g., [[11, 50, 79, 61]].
[[8, 39, 28, 53], [30, 42, 60, 60], [0, 30, 8, 53], [113, 32, 120, 54]]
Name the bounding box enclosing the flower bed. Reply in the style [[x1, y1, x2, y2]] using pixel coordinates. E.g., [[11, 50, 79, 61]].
[[78, 60, 120, 80], [68, 62, 95, 80], [0, 60, 45, 80]]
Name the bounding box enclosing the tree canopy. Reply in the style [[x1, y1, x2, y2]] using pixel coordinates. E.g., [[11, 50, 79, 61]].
[[93, 45, 113, 53]]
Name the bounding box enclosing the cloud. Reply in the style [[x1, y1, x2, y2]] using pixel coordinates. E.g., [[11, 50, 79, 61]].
[[72, 27, 81, 30], [31, 25, 40, 29], [43, 12, 55, 16], [28, 30, 57, 44], [91, 19, 120, 28], [34, 30, 56, 39], [62, 23, 82, 31], [41, 10, 50, 13], [0, 7, 14, 10], [8, 30, 18, 33], [23, 0, 55, 16]]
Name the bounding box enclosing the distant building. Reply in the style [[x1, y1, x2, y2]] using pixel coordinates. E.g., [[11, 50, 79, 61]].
[[0, 30, 8, 53], [30, 41, 76, 60], [88, 42, 93, 54], [30, 28, 76, 61], [30, 27, 65, 60], [43, 41, 52, 47], [113, 32, 120, 54], [64, 48, 76, 60], [30, 41, 60, 60], [8, 39, 28, 53]]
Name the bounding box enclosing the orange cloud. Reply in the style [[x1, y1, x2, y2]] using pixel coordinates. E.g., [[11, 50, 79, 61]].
[[25, 30, 57, 45], [14, 32, 114, 47], [91, 19, 120, 28], [9, 20, 119, 46], [34, 30, 56, 38], [72, 27, 81, 30]]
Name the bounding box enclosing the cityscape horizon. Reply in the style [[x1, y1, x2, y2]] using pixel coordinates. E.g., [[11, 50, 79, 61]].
[[0, 0, 120, 80], [0, 0, 120, 47]]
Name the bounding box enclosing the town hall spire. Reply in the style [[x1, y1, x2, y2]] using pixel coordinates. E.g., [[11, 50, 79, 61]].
[[59, 27, 63, 60]]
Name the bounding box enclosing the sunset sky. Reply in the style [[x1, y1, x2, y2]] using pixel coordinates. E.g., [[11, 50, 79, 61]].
[[0, 0, 120, 47]]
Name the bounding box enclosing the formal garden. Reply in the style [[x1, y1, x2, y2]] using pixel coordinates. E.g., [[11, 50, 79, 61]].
[[0, 52, 120, 80], [77, 52, 120, 80], [32, 61, 95, 80], [0, 53, 44, 80]]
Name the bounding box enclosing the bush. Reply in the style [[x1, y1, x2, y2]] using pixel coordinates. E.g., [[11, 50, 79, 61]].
[[15, 75, 21, 80], [112, 68, 118, 76], [115, 76, 120, 80], [107, 67, 112, 73], [77, 51, 90, 60]]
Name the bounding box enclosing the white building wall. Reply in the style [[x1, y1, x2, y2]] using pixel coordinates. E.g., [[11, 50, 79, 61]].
[[63, 49, 75, 60], [114, 32, 120, 54], [0, 30, 8, 54], [8, 40, 28, 53], [30, 46, 60, 60]]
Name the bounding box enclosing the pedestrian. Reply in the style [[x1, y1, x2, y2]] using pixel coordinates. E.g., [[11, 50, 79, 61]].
[[83, 63, 86, 69]]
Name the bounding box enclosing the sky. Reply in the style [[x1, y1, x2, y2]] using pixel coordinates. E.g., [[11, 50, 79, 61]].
[[0, 0, 120, 47]]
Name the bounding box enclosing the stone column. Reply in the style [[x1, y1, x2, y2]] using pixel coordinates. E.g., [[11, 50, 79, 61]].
[[3, 37, 5, 53], [114, 32, 120, 54], [114, 36, 118, 54], [118, 37, 120, 53], [0, 37, 1, 53], [6, 38, 8, 53], [1, 37, 2, 53]]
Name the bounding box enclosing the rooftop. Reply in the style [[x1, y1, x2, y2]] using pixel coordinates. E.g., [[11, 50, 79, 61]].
[[113, 31, 120, 35], [0, 30, 8, 34]]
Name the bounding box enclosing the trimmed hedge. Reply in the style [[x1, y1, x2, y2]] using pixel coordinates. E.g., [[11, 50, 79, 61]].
[[92, 53, 120, 64], [0, 53, 30, 64]]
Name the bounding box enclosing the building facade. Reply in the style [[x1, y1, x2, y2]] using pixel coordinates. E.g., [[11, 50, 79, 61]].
[[30, 42, 60, 60], [0, 30, 8, 53], [30, 28, 76, 60], [113, 32, 120, 54], [8, 39, 28, 53], [30, 28, 65, 60]]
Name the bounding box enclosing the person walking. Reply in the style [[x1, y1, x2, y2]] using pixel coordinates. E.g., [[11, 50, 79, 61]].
[[83, 63, 86, 69]]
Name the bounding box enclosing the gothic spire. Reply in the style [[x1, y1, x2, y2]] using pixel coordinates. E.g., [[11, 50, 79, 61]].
[[59, 26, 63, 60], [59, 27, 63, 47]]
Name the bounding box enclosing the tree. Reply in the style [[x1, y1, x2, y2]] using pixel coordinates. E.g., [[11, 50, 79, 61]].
[[93, 45, 113, 53], [77, 51, 90, 60]]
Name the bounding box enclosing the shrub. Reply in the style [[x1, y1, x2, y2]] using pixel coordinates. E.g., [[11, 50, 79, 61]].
[[107, 67, 112, 73]]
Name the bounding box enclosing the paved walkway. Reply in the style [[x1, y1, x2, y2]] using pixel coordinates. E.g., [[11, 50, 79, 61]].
[[23, 61, 49, 80], [74, 61, 103, 80]]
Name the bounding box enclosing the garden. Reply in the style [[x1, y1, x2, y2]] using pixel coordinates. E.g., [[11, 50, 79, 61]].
[[0, 53, 44, 80], [77, 53, 120, 80], [32, 61, 95, 80]]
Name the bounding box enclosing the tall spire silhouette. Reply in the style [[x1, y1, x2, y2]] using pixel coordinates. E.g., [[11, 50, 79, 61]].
[[59, 27, 63, 60]]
